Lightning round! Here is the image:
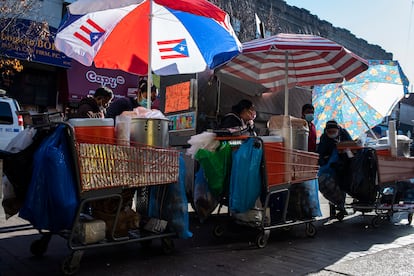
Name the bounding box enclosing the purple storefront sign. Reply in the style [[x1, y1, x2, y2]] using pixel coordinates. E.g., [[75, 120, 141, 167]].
[[67, 60, 139, 101]]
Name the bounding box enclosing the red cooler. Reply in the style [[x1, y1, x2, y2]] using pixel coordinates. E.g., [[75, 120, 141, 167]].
[[68, 118, 115, 144]]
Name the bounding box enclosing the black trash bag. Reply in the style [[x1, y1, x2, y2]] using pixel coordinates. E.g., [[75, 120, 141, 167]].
[[0, 128, 51, 200], [338, 148, 378, 203], [288, 179, 322, 220]]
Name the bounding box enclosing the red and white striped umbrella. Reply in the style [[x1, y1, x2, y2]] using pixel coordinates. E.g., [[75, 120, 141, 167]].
[[216, 33, 369, 115]]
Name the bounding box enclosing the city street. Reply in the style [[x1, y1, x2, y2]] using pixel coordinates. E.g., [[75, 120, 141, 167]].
[[1, 195, 414, 276]]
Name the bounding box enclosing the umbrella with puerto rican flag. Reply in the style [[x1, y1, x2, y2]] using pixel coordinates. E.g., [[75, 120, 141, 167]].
[[54, 0, 242, 107]]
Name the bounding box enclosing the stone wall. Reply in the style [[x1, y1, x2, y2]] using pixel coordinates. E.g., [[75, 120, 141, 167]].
[[210, 0, 392, 60]]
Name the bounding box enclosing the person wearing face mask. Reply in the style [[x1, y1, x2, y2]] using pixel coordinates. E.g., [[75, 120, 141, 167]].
[[219, 99, 257, 136], [106, 80, 158, 119], [69, 87, 114, 119], [137, 80, 157, 108], [317, 120, 352, 219], [317, 120, 352, 166], [301, 104, 317, 152]]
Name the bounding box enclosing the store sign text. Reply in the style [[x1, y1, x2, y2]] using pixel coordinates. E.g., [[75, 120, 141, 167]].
[[86, 70, 126, 88]]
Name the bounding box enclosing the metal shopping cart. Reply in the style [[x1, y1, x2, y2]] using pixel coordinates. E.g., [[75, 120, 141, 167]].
[[336, 145, 414, 227], [210, 136, 319, 248], [3, 122, 180, 275]]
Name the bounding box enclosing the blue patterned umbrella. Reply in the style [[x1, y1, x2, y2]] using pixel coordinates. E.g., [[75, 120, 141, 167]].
[[312, 60, 409, 141]]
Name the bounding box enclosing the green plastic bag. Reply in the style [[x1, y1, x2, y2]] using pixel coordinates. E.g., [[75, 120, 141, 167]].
[[195, 142, 232, 197]]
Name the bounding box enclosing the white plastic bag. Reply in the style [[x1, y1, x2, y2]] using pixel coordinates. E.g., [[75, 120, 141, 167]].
[[186, 131, 220, 159], [115, 114, 131, 145], [5, 127, 37, 153]]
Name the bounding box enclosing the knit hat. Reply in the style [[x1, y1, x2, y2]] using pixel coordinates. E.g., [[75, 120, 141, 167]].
[[325, 120, 339, 130]]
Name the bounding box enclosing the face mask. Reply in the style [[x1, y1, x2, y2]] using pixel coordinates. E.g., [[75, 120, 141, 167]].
[[139, 99, 148, 107], [327, 132, 339, 139], [304, 114, 314, 122]]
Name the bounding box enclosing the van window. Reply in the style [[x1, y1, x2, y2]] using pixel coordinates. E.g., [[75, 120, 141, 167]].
[[0, 102, 13, 124]]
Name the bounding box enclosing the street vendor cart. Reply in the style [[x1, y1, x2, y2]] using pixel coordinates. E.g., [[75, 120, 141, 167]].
[[1, 122, 183, 275], [336, 143, 414, 227], [196, 135, 320, 248]]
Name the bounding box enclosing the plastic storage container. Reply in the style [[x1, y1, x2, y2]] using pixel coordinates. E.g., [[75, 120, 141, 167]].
[[267, 115, 309, 150], [377, 135, 412, 157], [261, 136, 286, 185], [68, 118, 115, 144]]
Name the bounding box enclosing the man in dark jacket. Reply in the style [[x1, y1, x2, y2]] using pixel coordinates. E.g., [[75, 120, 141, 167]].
[[106, 96, 139, 119], [70, 87, 114, 118]]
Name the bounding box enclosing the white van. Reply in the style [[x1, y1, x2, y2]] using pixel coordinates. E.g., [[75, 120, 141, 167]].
[[0, 89, 24, 151]]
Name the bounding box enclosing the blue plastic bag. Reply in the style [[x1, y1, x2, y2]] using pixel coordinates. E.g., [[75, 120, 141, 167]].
[[19, 125, 79, 233], [229, 138, 263, 213], [317, 148, 345, 206], [303, 179, 322, 217], [148, 153, 192, 239], [193, 167, 218, 222]]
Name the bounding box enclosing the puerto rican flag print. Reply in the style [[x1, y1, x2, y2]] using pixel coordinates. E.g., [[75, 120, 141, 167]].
[[74, 19, 105, 46], [157, 39, 189, 59], [55, 0, 241, 76]]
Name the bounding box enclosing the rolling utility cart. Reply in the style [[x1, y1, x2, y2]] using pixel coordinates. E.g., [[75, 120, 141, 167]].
[[5, 122, 181, 275], [209, 136, 319, 248], [336, 145, 414, 227]]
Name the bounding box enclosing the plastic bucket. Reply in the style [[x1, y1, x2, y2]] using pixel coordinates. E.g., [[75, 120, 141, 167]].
[[130, 118, 169, 147]]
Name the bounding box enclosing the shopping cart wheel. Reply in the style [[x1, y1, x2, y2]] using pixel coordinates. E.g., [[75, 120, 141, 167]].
[[161, 237, 175, 255], [408, 213, 413, 225], [30, 233, 52, 257], [212, 224, 226, 238], [61, 251, 83, 276], [255, 230, 270, 249], [305, 223, 317, 238]]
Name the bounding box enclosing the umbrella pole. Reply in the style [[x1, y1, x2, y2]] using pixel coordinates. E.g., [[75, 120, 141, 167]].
[[342, 87, 378, 140], [284, 51, 289, 116], [216, 79, 221, 117], [283, 51, 293, 150], [146, 0, 153, 109]]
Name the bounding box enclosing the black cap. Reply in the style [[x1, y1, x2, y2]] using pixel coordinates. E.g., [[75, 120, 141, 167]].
[[325, 120, 339, 130]]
